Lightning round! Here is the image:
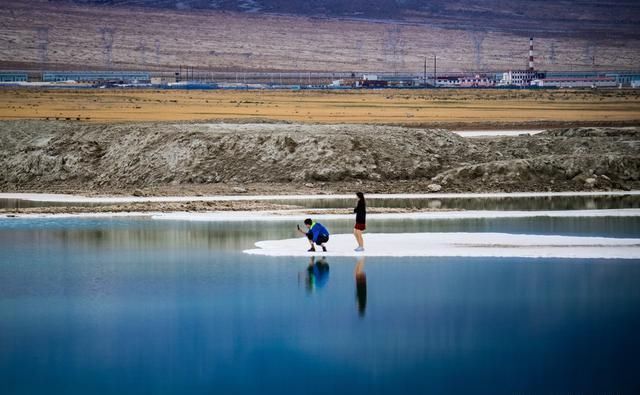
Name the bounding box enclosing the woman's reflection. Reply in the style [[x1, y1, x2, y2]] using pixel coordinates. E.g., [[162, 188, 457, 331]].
[[355, 257, 367, 317], [300, 256, 330, 292]]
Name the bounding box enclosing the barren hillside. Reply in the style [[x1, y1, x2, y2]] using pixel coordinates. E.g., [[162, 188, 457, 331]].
[[1, 0, 639, 72]]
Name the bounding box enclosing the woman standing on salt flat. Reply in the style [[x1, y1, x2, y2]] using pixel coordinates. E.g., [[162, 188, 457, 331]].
[[353, 192, 366, 252]]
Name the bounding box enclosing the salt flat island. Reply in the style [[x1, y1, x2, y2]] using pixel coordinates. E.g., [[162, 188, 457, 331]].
[[245, 233, 640, 259]]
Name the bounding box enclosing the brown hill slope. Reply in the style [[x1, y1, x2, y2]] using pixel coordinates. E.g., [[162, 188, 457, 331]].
[[2, 0, 639, 72]]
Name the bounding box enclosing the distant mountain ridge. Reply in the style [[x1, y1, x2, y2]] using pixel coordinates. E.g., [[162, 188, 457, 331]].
[[59, 0, 640, 38]]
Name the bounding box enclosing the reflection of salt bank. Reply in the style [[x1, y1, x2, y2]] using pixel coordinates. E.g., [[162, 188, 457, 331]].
[[154, 209, 640, 222], [3, 208, 640, 220], [244, 233, 640, 259]]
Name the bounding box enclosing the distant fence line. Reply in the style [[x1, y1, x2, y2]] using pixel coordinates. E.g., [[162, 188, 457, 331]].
[[1, 69, 639, 85]]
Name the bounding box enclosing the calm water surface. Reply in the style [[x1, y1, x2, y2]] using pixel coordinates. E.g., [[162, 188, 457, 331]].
[[1, 216, 639, 394]]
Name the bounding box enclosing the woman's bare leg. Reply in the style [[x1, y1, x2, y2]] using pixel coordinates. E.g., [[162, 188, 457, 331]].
[[354, 229, 364, 248]]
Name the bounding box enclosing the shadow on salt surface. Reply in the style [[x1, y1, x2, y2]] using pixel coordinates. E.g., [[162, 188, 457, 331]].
[[243, 233, 640, 259]]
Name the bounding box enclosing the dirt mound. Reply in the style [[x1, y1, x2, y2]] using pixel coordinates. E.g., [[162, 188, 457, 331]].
[[0, 121, 638, 193], [433, 155, 639, 192], [539, 127, 640, 138]]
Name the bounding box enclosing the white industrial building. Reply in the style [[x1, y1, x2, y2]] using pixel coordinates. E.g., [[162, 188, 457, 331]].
[[499, 70, 542, 86], [459, 74, 495, 87], [42, 71, 150, 83], [435, 77, 461, 87], [434, 74, 495, 88], [531, 77, 617, 88]]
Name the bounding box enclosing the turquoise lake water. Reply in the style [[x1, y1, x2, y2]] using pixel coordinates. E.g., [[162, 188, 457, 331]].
[[1, 215, 639, 394]]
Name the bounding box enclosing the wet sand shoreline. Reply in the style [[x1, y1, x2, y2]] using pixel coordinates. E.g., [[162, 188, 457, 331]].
[[2, 191, 638, 216]]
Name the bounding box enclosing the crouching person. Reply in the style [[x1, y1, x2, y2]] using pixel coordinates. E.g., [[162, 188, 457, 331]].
[[297, 218, 330, 252]]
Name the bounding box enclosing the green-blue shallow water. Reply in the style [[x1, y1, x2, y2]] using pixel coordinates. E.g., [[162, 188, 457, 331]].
[[1, 216, 639, 394]]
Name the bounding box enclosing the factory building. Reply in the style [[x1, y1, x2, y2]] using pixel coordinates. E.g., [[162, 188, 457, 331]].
[[42, 71, 150, 83], [435, 76, 461, 87], [530, 77, 617, 88], [434, 74, 495, 87], [499, 70, 544, 86], [498, 37, 545, 86], [606, 73, 640, 86], [0, 72, 28, 82], [356, 79, 388, 88], [459, 74, 495, 88], [351, 74, 388, 88], [385, 76, 420, 87]]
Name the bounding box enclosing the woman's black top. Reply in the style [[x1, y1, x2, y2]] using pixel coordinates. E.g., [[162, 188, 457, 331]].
[[354, 199, 366, 224]]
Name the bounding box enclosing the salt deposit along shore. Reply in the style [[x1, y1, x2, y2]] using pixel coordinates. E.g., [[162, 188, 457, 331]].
[[244, 233, 640, 259], [452, 129, 544, 137], [2, 190, 639, 204]]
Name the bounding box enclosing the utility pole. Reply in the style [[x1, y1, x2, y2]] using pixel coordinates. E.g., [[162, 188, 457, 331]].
[[433, 55, 437, 88], [423, 56, 427, 87]]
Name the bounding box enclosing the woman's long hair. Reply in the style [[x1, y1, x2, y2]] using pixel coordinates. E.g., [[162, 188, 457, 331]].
[[356, 191, 365, 203]]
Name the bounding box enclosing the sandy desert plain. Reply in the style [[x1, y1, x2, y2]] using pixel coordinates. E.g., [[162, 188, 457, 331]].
[[1, 88, 639, 127]]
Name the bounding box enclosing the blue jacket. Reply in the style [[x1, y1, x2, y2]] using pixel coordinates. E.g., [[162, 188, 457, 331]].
[[307, 222, 330, 243]]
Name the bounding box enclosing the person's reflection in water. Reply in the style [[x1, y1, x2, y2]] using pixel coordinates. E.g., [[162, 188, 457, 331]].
[[355, 257, 367, 317], [301, 256, 330, 293]]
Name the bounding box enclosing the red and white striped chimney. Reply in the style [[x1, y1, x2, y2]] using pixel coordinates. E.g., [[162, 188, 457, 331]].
[[528, 37, 534, 71]]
